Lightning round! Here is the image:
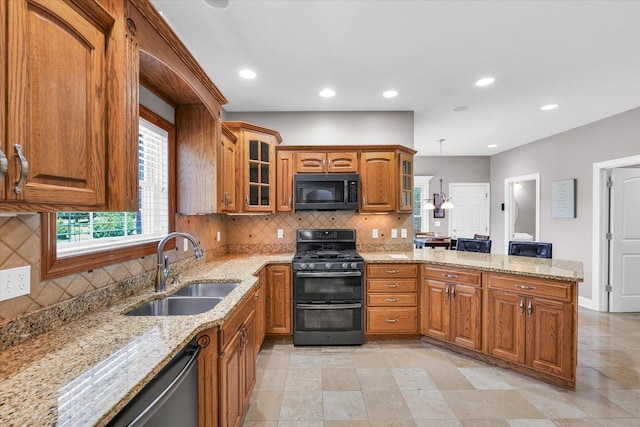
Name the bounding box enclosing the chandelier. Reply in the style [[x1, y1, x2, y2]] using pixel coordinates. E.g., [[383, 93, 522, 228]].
[[426, 139, 454, 210]]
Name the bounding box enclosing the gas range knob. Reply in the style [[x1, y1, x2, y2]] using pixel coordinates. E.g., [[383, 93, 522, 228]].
[[308, 263, 315, 270], [325, 263, 332, 269], [300, 263, 308, 270], [342, 262, 349, 269], [350, 262, 358, 269]]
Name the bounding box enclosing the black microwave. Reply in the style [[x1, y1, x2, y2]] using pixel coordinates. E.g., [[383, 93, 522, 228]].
[[294, 173, 359, 210]]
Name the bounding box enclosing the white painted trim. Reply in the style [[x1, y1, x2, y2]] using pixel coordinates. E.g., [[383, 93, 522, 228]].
[[592, 154, 640, 312], [447, 182, 491, 238], [414, 176, 433, 232], [504, 173, 540, 254], [578, 296, 595, 310]]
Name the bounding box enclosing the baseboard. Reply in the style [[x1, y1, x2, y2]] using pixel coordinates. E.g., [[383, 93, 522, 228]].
[[578, 295, 596, 310]]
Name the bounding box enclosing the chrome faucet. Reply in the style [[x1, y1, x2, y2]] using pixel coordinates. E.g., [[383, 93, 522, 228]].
[[156, 232, 204, 292]]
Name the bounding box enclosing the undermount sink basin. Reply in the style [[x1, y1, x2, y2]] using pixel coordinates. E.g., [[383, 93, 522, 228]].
[[126, 296, 223, 316], [172, 282, 240, 298]]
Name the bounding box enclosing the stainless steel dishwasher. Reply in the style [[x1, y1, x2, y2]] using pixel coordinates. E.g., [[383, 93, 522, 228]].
[[107, 339, 200, 427]]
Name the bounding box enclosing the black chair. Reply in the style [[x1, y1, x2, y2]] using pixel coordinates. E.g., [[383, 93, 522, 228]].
[[508, 241, 553, 258], [455, 238, 492, 253]]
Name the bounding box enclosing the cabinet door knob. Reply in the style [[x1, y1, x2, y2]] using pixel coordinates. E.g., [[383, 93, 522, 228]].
[[14, 144, 29, 195], [0, 148, 7, 182]]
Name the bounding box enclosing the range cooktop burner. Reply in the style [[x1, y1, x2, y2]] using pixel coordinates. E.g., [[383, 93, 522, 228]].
[[294, 249, 363, 261]]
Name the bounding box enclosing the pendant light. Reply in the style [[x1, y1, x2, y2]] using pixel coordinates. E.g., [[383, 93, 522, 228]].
[[426, 139, 454, 209]]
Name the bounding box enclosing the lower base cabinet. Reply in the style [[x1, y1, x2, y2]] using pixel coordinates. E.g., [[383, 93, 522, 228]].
[[197, 328, 219, 427]]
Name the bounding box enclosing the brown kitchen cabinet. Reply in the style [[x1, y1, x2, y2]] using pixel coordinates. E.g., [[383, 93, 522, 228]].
[[295, 151, 358, 173], [0, 0, 137, 211], [486, 273, 575, 381], [359, 151, 396, 212], [254, 271, 267, 355], [223, 122, 282, 213], [196, 327, 219, 427], [219, 293, 256, 427], [276, 150, 295, 212], [366, 263, 418, 334], [218, 122, 238, 212], [265, 264, 292, 335], [422, 266, 482, 350], [398, 151, 414, 212]]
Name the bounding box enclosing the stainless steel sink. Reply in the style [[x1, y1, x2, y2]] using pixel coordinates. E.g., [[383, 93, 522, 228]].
[[172, 282, 240, 298], [126, 296, 223, 316]]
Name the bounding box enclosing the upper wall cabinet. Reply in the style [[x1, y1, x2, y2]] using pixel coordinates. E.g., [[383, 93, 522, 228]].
[[398, 151, 414, 212], [360, 151, 396, 212], [0, 0, 138, 212], [224, 122, 282, 213], [218, 123, 238, 213], [295, 152, 358, 173]]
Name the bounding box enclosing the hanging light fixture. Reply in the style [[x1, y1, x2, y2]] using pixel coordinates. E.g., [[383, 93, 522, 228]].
[[425, 139, 454, 210]]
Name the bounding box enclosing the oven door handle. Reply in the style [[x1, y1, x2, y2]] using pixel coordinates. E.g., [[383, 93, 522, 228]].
[[296, 303, 362, 310], [295, 271, 362, 278]]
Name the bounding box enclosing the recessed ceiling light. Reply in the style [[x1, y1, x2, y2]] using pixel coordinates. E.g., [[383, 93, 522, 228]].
[[203, 0, 229, 10], [319, 88, 336, 98], [488, 144, 497, 148], [451, 106, 469, 112], [238, 69, 256, 79], [475, 77, 495, 87], [541, 103, 560, 111], [383, 90, 398, 98]]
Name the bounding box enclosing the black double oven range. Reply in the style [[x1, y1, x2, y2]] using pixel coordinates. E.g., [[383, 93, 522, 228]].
[[292, 229, 364, 346]]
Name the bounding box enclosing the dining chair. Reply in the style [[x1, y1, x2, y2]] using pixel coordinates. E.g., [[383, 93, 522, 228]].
[[455, 238, 492, 253], [508, 241, 553, 258]]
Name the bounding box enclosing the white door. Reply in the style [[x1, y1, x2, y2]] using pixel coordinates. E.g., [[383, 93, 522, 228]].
[[448, 183, 490, 239], [609, 168, 640, 312]]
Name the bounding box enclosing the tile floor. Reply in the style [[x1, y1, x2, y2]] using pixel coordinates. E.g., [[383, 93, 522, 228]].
[[242, 308, 640, 426]]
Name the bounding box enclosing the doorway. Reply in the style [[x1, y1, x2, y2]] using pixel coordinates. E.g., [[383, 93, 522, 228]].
[[504, 173, 540, 254], [448, 183, 490, 239]]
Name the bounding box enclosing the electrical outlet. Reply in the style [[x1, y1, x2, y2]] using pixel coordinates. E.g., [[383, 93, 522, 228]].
[[401, 228, 407, 238], [0, 266, 30, 301], [435, 221, 441, 227], [372, 229, 378, 239], [391, 228, 398, 238], [277, 229, 284, 239], [183, 238, 189, 251], [216, 231, 221, 242]]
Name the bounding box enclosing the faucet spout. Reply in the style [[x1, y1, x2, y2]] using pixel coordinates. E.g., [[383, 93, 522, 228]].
[[155, 232, 203, 292]]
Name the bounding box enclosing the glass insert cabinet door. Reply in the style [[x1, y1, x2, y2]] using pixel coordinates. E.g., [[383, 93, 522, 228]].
[[399, 152, 414, 212], [246, 137, 274, 211]]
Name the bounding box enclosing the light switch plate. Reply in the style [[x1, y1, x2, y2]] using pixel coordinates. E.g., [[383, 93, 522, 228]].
[[216, 231, 221, 242], [277, 229, 284, 239], [435, 221, 441, 227], [401, 228, 407, 238], [391, 229, 398, 238], [372, 229, 378, 239], [0, 266, 30, 301]]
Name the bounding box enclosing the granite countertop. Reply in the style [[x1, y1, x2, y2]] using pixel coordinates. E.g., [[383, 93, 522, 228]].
[[0, 250, 583, 427], [360, 250, 584, 282], [0, 253, 293, 427]]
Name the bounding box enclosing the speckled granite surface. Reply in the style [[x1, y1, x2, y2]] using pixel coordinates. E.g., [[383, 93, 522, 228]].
[[0, 253, 292, 427], [0, 250, 583, 427], [361, 250, 584, 282]]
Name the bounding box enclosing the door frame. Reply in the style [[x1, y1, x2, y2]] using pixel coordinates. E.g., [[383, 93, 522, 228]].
[[591, 154, 640, 311], [504, 173, 540, 254], [447, 182, 490, 238]]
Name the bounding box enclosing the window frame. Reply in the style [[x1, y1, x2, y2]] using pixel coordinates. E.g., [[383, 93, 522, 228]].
[[41, 105, 176, 280]]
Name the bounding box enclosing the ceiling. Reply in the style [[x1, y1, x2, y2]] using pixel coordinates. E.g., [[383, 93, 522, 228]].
[[151, 0, 640, 156]]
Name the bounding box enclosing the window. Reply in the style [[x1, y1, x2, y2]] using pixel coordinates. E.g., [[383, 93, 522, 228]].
[[41, 106, 175, 280], [413, 176, 433, 233]]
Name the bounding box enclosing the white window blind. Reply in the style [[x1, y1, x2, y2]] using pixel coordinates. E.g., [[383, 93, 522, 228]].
[[56, 118, 169, 257]]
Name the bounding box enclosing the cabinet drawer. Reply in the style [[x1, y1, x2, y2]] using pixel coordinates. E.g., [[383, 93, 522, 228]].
[[367, 264, 417, 278], [220, 294, 255, 349], [367, 293, 417, 307], [366, 308, 418, 333], [367, 279, 417, 292], [487, 274, 573, 302], [425, 266, 480, 286]]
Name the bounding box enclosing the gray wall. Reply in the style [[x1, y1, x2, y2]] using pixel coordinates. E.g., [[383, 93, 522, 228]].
[[490, 107, 640, 301], [225, 111, 414, 147], [414, 155, 491, 235]]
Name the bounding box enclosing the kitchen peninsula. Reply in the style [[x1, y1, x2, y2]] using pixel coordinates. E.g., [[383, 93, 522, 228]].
[[0, 250, 582, 426]]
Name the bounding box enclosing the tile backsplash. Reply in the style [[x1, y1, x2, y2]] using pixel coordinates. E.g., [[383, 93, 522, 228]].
[[0, 211, 412, 322]]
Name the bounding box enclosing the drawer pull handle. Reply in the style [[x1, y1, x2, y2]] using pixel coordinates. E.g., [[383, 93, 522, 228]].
[[442, 273, 458, 279], [385, 318, 400, 323], [386, 283, 399, 288], [515, 284, 537, 290], [385, 298, 400, 302], [386, 270, 400, 274]]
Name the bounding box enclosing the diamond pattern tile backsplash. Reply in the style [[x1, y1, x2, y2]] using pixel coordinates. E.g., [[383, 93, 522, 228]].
[[0, 211, 412, 321]]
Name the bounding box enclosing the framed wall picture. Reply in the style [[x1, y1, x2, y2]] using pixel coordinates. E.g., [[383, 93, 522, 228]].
[[433, 193, 445, 218], [551, 179, 576, 218]]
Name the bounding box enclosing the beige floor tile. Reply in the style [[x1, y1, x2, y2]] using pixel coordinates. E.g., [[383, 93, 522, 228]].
[[357, 367, 400, 391], [322, 352, 356, 368], [245, 391, 283, 421], [242, 421, 278, 427], [369, 421, 419, 427], [595, 367, 640, 389], [506, 420, 556, 427], [323, 421, 370, 427], [255, 368, 287, 391], [391, 367, 437, 391], [352, 352, 390, 368], [401, 389, 456, 419], [323, 390, 368, 420], [517, 389, 589, 419], [460, 419, 510, 426], [284, 368, 322, 391], [423, 366, 475, 390], [278, 391, 324, 421], [563, 389, 633, 418], [288, 353, 322, 368], [459, 368, 514, 390], [362, 390, 413, 420], [595, 389, 640, 417], [323, 367, 361, 391], [277, 422, 322, 427], [441, 390, 501, 419], [481, 390, 544, 419], [258, 354, 290, 370], [415, 420, 463, 427]]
